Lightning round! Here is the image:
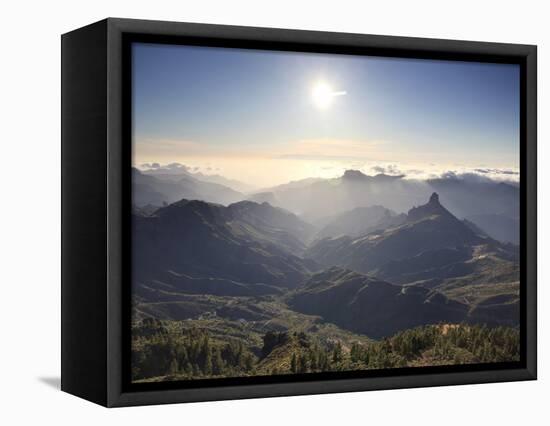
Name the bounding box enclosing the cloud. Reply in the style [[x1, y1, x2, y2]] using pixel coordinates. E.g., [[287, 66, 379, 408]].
[[474, 168, 519, 176], [139, 162, 161, 169], [360, 163, 519, 184], [370, 164, 403, 175], [165, 162, 187, 170], [434, 171, 517, 184], [139, 162, 190, 172]]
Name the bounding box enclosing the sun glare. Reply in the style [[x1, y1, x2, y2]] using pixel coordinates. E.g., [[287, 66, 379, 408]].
[[311, 81, 346, 109]]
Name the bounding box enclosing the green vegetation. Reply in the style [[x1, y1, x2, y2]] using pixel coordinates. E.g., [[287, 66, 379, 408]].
[[361, 324, 520, 368], [132, 319, 519, 382], [132, 318, 257, 381]]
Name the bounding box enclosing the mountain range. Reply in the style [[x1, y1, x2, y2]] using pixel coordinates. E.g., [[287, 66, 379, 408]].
[[133, 167, 519, 245], [305, 192, 519, 322], [131, 170, 520, 382], [133, 186, 519, 334], [254, 169, 520, 244]]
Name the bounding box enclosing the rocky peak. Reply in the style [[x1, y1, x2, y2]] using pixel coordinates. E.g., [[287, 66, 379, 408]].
[[407, 192, 451, 222]]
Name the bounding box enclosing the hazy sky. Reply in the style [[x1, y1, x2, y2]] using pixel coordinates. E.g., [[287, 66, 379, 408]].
[[132, 42, 520, 188]]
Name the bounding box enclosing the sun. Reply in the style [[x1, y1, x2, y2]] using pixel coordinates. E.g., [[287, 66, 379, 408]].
[[312, 82, 334, 109], [311, 81, 346, 109]]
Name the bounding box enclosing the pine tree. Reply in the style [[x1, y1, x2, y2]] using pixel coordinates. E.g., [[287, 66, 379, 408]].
[[204, 349, 213, 376], [332, 343, 343, 364], [192, 363, 201, 377], [309, 349, 318, 371], [212, 348, 224, 375], [290, 353, 297, 373], [350, 342, 362, 363], [169, 358, 179, 376], [244, 353, 254, 371], [298, 354, 308, 373]]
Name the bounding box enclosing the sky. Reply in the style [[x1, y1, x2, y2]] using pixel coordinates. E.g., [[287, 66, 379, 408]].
[[132, 42, 520, 188]]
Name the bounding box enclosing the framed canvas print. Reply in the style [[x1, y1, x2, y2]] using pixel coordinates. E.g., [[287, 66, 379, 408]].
[[61, 18, 537, 407]]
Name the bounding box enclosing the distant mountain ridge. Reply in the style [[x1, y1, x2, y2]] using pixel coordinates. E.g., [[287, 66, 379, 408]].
[[341, 169, 405, 182], [133, 168, 244, 207], [248, 169, 519, 244], [134, 166, 520, 245], [141, 163, 257, 193]]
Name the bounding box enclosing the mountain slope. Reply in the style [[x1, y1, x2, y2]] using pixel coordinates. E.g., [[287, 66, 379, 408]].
[[227, 201, 316, 251], [133, 199, 316, 299], [288, 267, 468, 338], [306, 192, 488, 273], [316, 205, 406, 239], [288, 266, 519, 338]]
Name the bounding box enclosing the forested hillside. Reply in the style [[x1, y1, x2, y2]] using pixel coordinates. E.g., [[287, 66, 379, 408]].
[[132, 319, 519, 382]]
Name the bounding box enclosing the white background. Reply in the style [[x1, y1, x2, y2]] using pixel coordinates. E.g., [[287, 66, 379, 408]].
[[0, 0, 546, 424]]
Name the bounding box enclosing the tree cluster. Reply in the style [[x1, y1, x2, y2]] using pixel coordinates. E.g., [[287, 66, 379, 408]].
[[132, 320, 520, 381], [132, 320, 256, 381]]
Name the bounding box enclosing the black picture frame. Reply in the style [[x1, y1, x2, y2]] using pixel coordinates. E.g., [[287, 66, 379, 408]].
[[61, 17, 537, 407]]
